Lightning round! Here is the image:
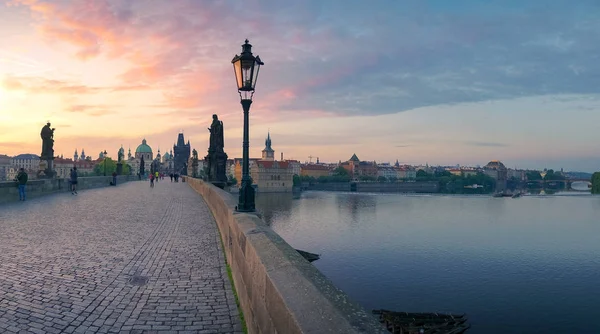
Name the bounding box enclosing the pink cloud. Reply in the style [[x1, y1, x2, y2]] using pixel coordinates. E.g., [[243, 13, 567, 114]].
[[2, 75, 101, 94], [10, 0, 359, 122]]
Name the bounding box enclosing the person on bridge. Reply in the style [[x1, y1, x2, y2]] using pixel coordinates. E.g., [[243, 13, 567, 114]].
[[150, 173, 155, 188], [155, 171, 159, 182], [16, 168, 28, 201], [170, 173, 173, 182], [112, 171, 117, 186], [70, 167, 78, 195]]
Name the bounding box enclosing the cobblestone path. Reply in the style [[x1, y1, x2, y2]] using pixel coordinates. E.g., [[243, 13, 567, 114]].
[[0, 180, 242, 333]]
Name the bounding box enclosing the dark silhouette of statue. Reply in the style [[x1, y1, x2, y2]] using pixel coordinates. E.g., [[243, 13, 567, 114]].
[[191, 149, 199, 178], [208, 114, 224, 153], [140, 156, 145, 176], [205, 114, 228, 187], [40, 122, 55, 160]]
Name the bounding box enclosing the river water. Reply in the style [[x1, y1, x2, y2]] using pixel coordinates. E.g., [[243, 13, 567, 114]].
[[255, 190, 600, 333]]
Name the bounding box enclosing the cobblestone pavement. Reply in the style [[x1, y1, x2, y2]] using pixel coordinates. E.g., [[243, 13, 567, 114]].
[[0, 180, 242, 333]]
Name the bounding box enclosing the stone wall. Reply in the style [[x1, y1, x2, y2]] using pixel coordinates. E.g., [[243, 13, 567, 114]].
[[0, 175, 137, 204], [184, 177, 385, 334]]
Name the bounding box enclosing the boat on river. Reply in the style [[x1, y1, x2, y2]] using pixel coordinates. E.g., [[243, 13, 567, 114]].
[[372, 309, 470, 333]]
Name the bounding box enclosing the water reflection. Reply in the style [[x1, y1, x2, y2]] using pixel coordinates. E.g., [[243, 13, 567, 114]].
[[255, 192, 294, 226], [335, 193, 376, 228]]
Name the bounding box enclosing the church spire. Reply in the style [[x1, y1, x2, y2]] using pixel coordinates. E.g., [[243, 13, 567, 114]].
[[262, 131, 274, 161]]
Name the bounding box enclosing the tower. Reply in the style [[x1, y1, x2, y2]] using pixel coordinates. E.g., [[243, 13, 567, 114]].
[[74, 149, 78, 161], [261, 132, 274, 161], [173, 132, 191, 175], [80, 149, 86, 161], [128, 147, 132, 160]]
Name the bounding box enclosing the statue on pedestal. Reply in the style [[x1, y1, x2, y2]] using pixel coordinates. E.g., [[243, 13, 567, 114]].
[[40, 122, 55, 160], [117, 146, 124, 175], [140, 156, 145, 177], [205, 114, 228, 187], [39, 122, 56, 178], [192, 149, 199, 178]]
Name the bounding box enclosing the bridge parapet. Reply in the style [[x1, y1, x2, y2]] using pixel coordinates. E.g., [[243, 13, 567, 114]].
[[185, 177, 385, 334], [0, 175, 137, 204]]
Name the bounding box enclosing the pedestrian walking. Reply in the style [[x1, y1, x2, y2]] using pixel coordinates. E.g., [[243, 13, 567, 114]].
[[155, 171, 159, 183], [170, 173, 173, 182], [150, 173, 155, 188], [70, 167, 78, 194], [16, 168, 28, 201], [112, 171, 117, 186]]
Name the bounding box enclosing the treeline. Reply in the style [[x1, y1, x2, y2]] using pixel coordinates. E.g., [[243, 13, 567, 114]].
[[416, 170, 497, 194], [294, 167, 498, 194], [592, 172, 600, 194], [525, 169, 566, 181], [93, 158, 131, 176]]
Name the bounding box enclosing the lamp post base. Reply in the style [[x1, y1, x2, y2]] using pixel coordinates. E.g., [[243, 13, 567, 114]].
[[237, 182, 255, 212]]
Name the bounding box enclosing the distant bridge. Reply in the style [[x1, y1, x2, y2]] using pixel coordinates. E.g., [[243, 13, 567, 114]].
[[525, 179, 591, 190]]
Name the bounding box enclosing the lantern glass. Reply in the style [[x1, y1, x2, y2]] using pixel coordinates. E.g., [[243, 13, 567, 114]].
[[233, 58, 243, 90], [241, 58, 254, 90], [252, 59, 261, 90]]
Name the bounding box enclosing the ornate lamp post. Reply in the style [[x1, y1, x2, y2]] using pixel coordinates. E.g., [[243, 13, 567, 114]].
[[232, 39, 264, 212]]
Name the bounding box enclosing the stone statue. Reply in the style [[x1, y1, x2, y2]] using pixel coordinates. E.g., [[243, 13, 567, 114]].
[[191, 149, 199, 178], [118, 146, 124, 162], [205, 114, 228, 187], [208, 114, 224, 152], [40, 122, 55, 160], [140, 156, 145, 176]]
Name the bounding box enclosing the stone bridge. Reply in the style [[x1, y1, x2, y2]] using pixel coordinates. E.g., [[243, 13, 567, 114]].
[[0, 179, 384, 333], [0, 181, 241, 333], [525, 178, 592, 190]]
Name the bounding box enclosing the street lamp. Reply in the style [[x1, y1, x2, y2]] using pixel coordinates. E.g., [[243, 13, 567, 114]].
[[103, 150, 107, 176], [232, 39, 264, 212]]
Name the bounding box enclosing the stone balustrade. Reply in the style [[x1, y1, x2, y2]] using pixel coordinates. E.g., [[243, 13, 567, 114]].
[[185, 177, 386, 334], [0, 175, 137, 204]]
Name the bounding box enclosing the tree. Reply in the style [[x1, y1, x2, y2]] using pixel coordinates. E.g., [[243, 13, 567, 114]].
[[359, 175, 376, 182], [332, 166, 349, 177], [544, 169, 565, 181], [122, 163, 131, 175], [526, 171, 543, 181], [592, 172, 600, 194], [416, 169, 430, 178], [388, 176, 398, 183], [377, 176, 387, 183], [293, 174, 301, 186], [94, 158, 116, 176]]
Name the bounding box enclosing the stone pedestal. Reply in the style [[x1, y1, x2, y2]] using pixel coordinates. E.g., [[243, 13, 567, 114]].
[[116, 162, 123, 175], [192, 160, 199, 178], [205, 150, 228, 184], [37, 159, 55, 179]]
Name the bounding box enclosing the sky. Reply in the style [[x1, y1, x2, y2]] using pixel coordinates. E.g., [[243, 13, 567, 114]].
[[1, 0, 599, 172]]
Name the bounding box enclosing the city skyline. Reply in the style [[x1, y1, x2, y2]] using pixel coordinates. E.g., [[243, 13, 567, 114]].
[[1, 1, 600, 172]]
